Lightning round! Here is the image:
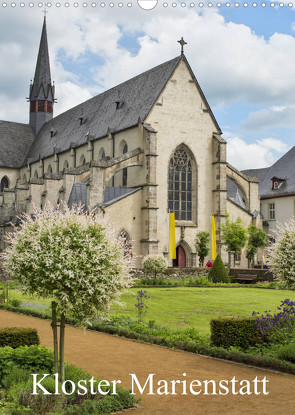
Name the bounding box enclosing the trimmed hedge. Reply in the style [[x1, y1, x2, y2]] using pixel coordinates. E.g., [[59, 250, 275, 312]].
[[208, 255, 229, 283], [210, 317, 263, 350], [0, 327, 39, 348], [1, 303, 295, 375]]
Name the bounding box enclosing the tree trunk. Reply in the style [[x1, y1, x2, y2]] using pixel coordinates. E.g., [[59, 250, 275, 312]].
[[51, 301, 59, 373], [228, 252, 232, 272], [59, 311, 66, 383], [5, 282, 9, 303]]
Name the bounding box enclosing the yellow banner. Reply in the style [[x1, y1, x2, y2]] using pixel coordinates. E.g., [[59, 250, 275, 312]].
[[169, 213, 176, 260], [211, 215, 217, 261]]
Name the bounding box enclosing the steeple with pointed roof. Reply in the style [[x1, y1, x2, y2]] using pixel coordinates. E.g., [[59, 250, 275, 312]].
[[29, 17, 55, 135]]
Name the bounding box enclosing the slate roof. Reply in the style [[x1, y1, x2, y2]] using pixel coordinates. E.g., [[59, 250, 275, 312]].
[[103, 186, 141, 207], [67, 183, 141, 210], [24, 55, 184, 165], [0, 121, 35, 168], [68, 182, 87, 211], [242, 146, 295, 198]]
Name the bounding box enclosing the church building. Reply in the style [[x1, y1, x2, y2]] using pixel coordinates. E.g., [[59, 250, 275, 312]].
[[0, 18, 262, 268]]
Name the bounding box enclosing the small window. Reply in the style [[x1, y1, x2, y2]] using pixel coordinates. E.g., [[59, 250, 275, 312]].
[[0, 176, 9, 192], [34, 170, 38, 179], [273, 181, 279, 189], [63, 160, 69, 171], [234, 250, 242, 263], [269, 203, 275, 220], [47, 164, 53, 174]]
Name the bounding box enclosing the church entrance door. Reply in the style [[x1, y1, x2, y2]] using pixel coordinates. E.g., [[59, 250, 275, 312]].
[[173, 245, 186, 267]]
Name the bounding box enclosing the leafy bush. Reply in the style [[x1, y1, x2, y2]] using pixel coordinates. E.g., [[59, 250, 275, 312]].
[[10, 299, 21, 308], [210, 317, 262, 350], [0, 327, 39, 348], [142, 255, 167, 278], [208, 255, 229, 283], [0, 345, 55, 387], [1, 356, 136, 415], [277, 343, 295, 363]]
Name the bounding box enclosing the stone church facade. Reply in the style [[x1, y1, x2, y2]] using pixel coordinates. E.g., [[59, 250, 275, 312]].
[[0, 19, 261, 268]]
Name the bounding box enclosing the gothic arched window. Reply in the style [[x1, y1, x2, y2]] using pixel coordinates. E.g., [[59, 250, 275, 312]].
[[168, 147, 193, 221], [0, 176, 9, 192], [98, 148, 106, 160], [118, 229, 131, 258], [122, 144, 128, 186], [80, 154, 86, 166]]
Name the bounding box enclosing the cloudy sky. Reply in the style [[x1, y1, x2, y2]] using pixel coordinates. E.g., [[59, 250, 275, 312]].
[[0, 2, 294, 169]]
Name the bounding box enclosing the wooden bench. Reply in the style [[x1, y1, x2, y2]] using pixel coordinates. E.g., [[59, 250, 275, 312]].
[[234, 274, 258, 284]]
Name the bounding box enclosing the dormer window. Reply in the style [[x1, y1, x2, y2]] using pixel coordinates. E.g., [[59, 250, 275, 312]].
[[271, 176, 285, 190], [50, 129, 56, 138]]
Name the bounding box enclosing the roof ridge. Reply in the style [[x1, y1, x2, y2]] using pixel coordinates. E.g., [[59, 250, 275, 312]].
[[47, 55, 182, 123]]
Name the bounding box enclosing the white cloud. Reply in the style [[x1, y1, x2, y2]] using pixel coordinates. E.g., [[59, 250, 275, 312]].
[[55, 82, 93, 116], [225, 135, 289, 170], [242, 105, 295, 131], [1, 7, 295, 132]]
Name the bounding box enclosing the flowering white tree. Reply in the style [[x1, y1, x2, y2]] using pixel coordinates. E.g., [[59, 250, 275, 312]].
[[3, 204, 132, 382], [267, 217, 295, 289]]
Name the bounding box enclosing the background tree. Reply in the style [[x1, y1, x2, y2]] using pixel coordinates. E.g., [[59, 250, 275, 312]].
[[267, 217, 295, 290], [246, 225, 267, 268], [3, 204, 132, 382], [221, 213, 247, 269], [195, 231, 210, 267], [143, 255, 167, 278]]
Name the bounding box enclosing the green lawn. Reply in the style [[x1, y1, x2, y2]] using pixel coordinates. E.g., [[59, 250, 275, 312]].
[[8, 287, 295, 336]]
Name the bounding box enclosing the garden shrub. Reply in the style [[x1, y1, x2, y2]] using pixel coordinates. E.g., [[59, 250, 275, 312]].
[[277, 344, 295, 363], [210, 317, 262, 350], [0, 327, 39, 348], [0, 345, 55, 387], [208, 255, 229, 283], [2, 360, 136, 415], [142, 255, 167, 278]]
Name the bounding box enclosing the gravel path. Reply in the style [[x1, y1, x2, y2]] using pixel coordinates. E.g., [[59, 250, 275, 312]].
[[1, 309, 295, 415]]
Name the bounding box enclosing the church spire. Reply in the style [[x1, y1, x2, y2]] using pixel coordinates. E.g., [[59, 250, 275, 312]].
[[29, 17, 55, 135]]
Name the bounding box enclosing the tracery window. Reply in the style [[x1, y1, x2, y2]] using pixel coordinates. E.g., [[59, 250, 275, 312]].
[[118, 229, 131, 258], [168, 148, 192, 221]]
